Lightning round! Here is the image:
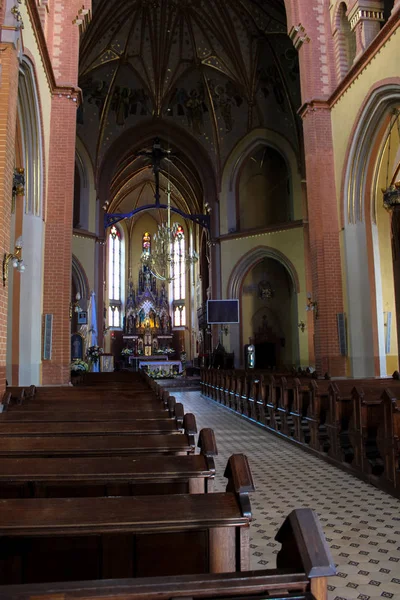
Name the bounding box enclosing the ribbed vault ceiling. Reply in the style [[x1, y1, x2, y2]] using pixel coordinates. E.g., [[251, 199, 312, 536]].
[[78, 0, 301, 219]]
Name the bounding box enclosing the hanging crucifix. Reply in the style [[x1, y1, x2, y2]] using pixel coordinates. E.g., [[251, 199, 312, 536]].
[[137, 138, 177, 206]]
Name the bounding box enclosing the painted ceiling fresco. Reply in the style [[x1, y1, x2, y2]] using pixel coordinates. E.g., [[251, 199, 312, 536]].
[[78, 0, 301, 209]]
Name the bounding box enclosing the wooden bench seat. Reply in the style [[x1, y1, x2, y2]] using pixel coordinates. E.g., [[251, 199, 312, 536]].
[[0, 455, 254, 585], [1, 392, 176, 415], [0, 413, 190, 436], [0, 408, 174, 422], [0, 428, 217, 498], [7, 396, 165, 408], [0, 429, 197, 458], [0, 508, 335, 600]]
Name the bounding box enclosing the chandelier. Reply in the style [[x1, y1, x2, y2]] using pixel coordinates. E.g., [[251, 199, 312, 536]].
[[140, 182, 198, 282]]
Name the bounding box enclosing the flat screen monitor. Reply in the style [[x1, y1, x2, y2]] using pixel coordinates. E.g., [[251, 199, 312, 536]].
[[207, 299, 239, 324]]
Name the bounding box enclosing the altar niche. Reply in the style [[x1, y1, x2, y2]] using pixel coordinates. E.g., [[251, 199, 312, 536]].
[[123, 268, 173, 357]]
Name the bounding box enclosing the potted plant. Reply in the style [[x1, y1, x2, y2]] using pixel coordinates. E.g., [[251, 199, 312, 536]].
[[70, 359, 89, 385]]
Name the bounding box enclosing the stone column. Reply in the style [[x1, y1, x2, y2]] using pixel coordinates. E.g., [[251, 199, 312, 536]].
[[348, 1, 384, 58]]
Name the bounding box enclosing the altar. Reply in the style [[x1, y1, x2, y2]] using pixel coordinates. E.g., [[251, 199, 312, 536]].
[[122, 269, 174, 357], [139, 360, 183, 377]]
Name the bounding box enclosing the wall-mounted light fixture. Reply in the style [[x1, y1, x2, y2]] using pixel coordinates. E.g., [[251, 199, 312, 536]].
[[3, 237, 25, 286], [69, 292, 82, 319], [298, 320, 306, 333], [306, 292, 318, 319]]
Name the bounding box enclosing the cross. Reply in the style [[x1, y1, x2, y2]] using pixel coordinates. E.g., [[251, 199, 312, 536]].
[[137, 138, 177, 205]]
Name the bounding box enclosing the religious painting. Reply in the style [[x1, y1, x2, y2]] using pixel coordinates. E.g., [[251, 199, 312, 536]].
[[71, 333, 84, 360], [209, 79, 244, 133], [100, 354, 114, 372], [80, 74, 151, 126], [78, 311, 88, 325], [167, 83, 208, 135]]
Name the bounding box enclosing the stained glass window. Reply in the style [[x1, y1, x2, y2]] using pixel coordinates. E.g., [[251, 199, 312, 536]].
[[143, 232, 151, 255], [108, 225, 123, 328], [172, 224, 186, 327]]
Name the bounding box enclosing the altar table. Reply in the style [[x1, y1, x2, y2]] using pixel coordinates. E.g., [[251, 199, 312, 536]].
[[139, 360, 182, 376], [129, 355, 169, 372]]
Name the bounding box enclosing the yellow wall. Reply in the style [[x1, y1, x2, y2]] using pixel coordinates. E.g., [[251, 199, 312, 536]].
[[72, 235, 96, 292], [375, 126, 400, 373], [76, 137, 97, 234], [220, 226, 309, 366], [331, 28, 400, 214], [220, 128, 304, 236], [331, 26, 400, 374]]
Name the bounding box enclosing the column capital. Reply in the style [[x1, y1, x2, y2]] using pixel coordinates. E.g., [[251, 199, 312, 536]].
[[348, 0, 385, 29], [348, 0, 385, 56]]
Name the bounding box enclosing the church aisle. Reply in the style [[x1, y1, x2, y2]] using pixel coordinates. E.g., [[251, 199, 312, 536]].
[[174, 391, 400, 600]]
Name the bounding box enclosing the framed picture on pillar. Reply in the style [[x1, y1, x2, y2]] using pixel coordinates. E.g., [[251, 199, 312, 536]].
[[100, 354, 114, 372], [78, 311, 88, 325], [71, 333, 84, 360]]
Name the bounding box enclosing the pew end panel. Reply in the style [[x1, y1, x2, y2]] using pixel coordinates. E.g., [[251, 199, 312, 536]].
[[0, 393, 11, 413], [183, 414, 198, 451], [275, 508, 336, 600], [196, 428, 218, 492], [224, 454, 255, 521], [174, 403, 184, 427], [167, 396, 176, 417]]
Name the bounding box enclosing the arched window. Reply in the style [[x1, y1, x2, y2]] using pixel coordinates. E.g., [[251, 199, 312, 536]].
[[108, 225, 124, 328], [172, 224, 186, 327]]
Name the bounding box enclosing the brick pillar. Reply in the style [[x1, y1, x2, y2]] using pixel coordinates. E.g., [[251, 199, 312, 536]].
[[42, 95, 79, 384], [42, 0, 82, 384], [300, 103, 346, 376], [348, 1, 384, 58], [0, 44, 19, 392]]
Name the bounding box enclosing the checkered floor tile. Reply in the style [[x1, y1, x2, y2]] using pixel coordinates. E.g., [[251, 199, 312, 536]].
[[174, 391, 400, 600]]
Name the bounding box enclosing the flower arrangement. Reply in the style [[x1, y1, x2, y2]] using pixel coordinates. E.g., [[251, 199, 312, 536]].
[[147, 368, 181, 380], [71, 359, 89, 372], [154, 347, 175, 355], [121, 348, 133, 356], [86, 345, 104, 363]]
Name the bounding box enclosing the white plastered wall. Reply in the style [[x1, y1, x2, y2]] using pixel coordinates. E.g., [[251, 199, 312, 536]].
[[19, 215, 44, 385]]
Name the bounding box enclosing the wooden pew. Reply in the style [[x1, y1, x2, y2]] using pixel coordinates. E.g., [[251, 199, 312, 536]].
[[0, 418, 187, 437], [0, 413, 197, 458], [0, 408, 178, 422], [201, 369, 400, 498], [1, 390, 175, 414], [0, 455, 254, 585], [0, 399, 186, 435], [0, 428, 218, 498], [0, 508, 335, 600]]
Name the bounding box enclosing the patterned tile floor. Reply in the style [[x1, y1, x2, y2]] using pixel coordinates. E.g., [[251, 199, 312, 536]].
[[174, 391, 400, 600]]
